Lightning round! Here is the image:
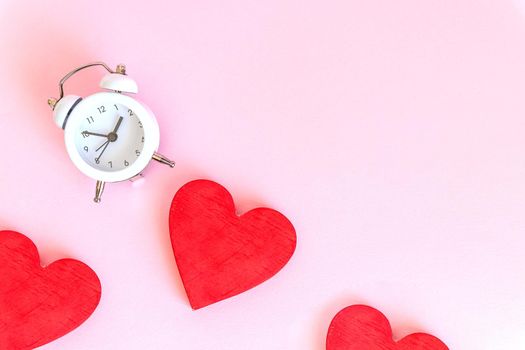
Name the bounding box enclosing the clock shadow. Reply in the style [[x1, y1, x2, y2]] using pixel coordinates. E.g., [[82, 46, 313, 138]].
[[1, 4, 97, 151], [0, 2, 112, 267]]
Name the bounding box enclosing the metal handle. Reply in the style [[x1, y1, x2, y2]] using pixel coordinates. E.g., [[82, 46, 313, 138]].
[[48, 62, 125, 109], [58, 62, 115, 99]]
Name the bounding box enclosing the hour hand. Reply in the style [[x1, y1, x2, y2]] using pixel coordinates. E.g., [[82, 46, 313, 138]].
[[112, 116, 124, 133], [82, 131, 108, 138]]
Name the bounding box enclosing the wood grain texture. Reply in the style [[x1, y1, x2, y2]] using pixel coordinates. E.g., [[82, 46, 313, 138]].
[[326, 305, 448, 350], [0, 231, 101, 350], [169, 179, 297, 310]]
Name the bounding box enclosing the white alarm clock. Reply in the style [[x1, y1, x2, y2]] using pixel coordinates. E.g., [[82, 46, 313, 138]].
[[48, 62, 174, 203]]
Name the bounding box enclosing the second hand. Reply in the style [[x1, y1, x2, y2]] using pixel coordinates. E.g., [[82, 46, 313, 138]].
[[95, 140, 110, 163]]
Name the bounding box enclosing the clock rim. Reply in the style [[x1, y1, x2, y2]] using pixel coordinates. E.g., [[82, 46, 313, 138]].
[[64, 92, 160, 182]]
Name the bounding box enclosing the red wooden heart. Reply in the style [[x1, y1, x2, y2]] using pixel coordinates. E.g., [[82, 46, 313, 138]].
[[0, 231, 101, 350], [169, 179, 296, 309], [326, 305, 448, 350]]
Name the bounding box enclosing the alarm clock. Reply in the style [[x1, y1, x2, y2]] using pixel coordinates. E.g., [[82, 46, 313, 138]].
[[47, 62, 175, 203]]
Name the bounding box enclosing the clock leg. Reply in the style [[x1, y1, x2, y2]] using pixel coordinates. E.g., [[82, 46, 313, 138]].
[[152, 152, 175, 168], [93, 180, 105, 203]]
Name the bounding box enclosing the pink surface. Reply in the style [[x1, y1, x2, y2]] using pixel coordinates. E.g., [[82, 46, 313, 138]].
[[0, 0, 524, 349]]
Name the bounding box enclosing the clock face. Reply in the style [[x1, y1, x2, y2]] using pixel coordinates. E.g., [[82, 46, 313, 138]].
[[75, 102, 145, 172], [64, 92, 160, 182]]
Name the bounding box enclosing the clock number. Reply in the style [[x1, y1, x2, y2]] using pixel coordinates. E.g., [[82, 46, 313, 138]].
[[128, 109, 134, 116], [141, 136, 145, 143], [108, 161, 112, 168], [124, 160, 129, 167], [114, 104, 119, 110], [83, 146, 88, 152], [135, 150, 141, 156], [81, 132, 89, 138], [97, 106, 106, 114], [95, 158, 100, 164], [138, 121, 143, 128], [86, 116, 94, 124]]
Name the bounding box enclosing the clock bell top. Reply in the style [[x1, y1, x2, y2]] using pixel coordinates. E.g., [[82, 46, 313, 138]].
[[47, 63, 138, 129]]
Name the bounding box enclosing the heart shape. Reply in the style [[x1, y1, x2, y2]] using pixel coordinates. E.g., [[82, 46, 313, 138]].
[[326, 305, 448, 350], [0, 231, 101, 350], [169, 179, 296, 309]]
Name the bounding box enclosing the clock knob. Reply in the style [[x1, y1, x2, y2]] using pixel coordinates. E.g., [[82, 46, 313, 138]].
[[52, 95, 82, 129], [100, 73, 138, 94]]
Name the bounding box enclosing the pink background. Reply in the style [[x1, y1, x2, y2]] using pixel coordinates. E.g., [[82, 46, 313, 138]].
[[1, 0, 525, 348]]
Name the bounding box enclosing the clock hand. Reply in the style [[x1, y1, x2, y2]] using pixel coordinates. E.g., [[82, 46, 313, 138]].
[[93, 116, 123, 164], [104, 116, 123, 143], [82, 131, 108, 138], [95, 139, 110, 153], [95, 141, 110, 162], [112, 116, 124, 134]]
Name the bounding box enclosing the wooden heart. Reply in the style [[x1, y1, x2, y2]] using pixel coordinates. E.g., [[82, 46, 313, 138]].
[[326, 305, 448, 350], [0, 231, 101, 349], [169, 179, 296, 309]]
